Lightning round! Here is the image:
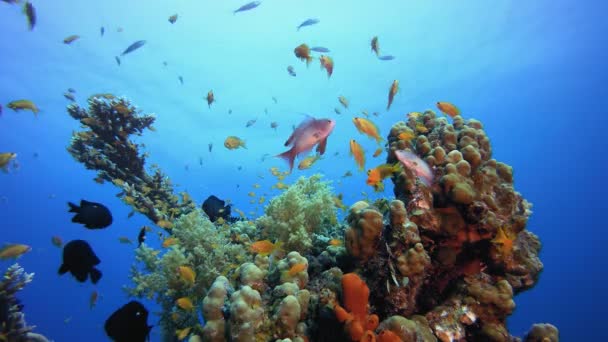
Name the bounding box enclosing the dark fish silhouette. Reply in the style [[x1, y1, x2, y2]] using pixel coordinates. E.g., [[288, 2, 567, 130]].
[[168, 14, 178, 24], [233, 1, 261, 14], [58, 240, 102, 284], [202, 195, 231, 222], [137, 227, 146, 246], [208, 143, 213, 152], [105, 301, 152, 342], [121, 40, 146, 56], [68, 199, 113, 229], [23, 1, 36, 31], [377, 55, 395, 61], [297, 18, 319, 31], [100, 26, 105, 36], [311, 47, 330, 53], [178, 76, 184, 85], [287, 65, 296, 77], [115, 56, 121, 66]]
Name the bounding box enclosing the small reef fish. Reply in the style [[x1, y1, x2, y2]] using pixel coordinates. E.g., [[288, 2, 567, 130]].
[[246, 118, 257, 127], [353, 117, 382, 143], [371, 36, 380, 56], [250, 240, 282, 256], [287, 65, 296, 77], [334, 108, 341, 115], [105, 301, 152, 342], [176, 297, 194, 310], [176, 327, 191, 340], [436, 101, 460, 117], [24, 1, 36, 31], [63, 35, 80, 44], [338, 96, 349, 109], [51, 236, 63, 248], [297, 18, 319, 31], [0, 153, 17, 172], [333, 194, 346, 211], [7, 99, 39, 115], [311, 46, 330, 53], [63, 92, 76, 101], [178, 266, 196, 285], [298, 154, 321, 170], [367, 163, 401, 192], [206, 90, 215, 108], [287, 263, 307, 276], [349, 139, 365, 171], [373, 147, 383, 158], [378, 55, 395, 61], [118, 237, 132, 244], [202, 195, 233, 222], [120, 40, 146, 56], [341, 171, 352, 178], [277, 116, 336, 171], [271, 122, 278, 131], [224, 136, 246, 150], [272, 182, 288, 190], [387, 80, 399, 111], [100, 26, 105, 36], [117, 27, 123, 33], [233, 1, 261, 14], [0, 243, 31, 260], [394, 150, 433, 186], [178, 76, 184, 85], [137, 226, 146, 246], [319, 55, 334, 78], [415, 123, 428, 133], [294, 44, 313, 66], [272, 96, 278, 104], [208, 143, 213, 152], [168, 14, 178, 24], [248, 192, 256, 197], [398, 129, 416, 142], [115, 56, 121, 66], [156, 219, 174, 229], [329, 239, 342, 246], [0, 104, 3, 116], [68, 199, 113, 229], [59, 240, 102, 284], [90, 290, 99, 309], [162, 237, 178, 248]]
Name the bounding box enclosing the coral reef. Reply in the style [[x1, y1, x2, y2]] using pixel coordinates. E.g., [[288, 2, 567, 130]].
[[0, 264, 50, 342], [66, 95, 195, 227], [257, 174, 337, 253]]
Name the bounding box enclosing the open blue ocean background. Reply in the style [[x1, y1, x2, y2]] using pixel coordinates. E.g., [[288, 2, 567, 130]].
[[1, 0, 605, 340]]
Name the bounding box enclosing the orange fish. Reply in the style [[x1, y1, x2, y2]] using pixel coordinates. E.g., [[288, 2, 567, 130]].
[[0, 244, 31, 260], [372, 147, 383, 158], [51, 236, 63, 248], [352, 117, 382, 143], [349, 139, 365, 172], [176, 297, 194, 310], [387, 80, 399, 110], [206, 90, 215, 108], [329, 239, 342, 246], [178, 266, 196, 285], [436, 101, 460, 117], [162, 237, 179, 248], [287, 263, 307, 276], [366, 164, 400, 192], [294, 44, 313, 66], [319, 55, 333, 78], [397, 130, 416, 142], [371, 36, 380, 56], [250, 240, 282, 256]]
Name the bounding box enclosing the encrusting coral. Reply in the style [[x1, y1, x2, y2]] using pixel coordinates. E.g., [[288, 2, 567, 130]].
[[0, 264, 51, 342], [75, 97, 555, 341]]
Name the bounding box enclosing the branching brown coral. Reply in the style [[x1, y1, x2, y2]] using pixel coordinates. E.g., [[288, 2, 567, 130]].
[[66, 95, 195, 227]]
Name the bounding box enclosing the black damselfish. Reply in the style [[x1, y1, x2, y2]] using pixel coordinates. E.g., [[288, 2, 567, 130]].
[[68, 199, 113, 229], [58, 239, 102, 284], [105, 300, 152, 342]]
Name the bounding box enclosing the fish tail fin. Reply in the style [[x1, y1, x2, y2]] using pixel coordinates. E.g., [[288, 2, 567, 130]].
[[276, 148, 296, 172], [58, 264, 69, 275], [68, 202, 80, 213], [90, 268, 102, 284]]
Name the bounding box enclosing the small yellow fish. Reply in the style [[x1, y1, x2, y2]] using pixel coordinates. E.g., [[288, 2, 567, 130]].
[[162, 237, 179, 248], [367, 163, 401, 192], [234, 208, 246, 218], [250, 240, 282, 256], [7, 100, 39, 115], [372, 147, 383, 158], [176, 327, 191, 340], [178, 266, 196, 285], [224, 136, 246, 150], [248, 192, 256, 197], [0, 153, 17, 172], [253, 183, 261, 188], [436, 101, 460, 118], [415, 123, 429, 133], [397, 129, 416, 142], [298, 154, 321, 170], [258, 196, 265, 204], [333, 194, 346, 211], [157, 220, 174, 229], [329, 239, 342, 246], [287, 263, 307, 276], [349, 139, 365, 172], [387, 80, 399, 111], [0, 244, 31, 260], [272, 182, 289, 190], [176, 297, 194, 310]]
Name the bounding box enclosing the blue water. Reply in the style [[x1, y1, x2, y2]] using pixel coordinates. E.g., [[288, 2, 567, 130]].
[[1, 0, 605, 340]]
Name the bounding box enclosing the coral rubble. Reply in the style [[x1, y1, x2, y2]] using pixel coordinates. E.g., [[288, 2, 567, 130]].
[[0, 264, 50, 342]]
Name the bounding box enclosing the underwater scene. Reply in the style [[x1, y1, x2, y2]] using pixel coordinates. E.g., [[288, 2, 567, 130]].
[[1, 0, 606, 341]]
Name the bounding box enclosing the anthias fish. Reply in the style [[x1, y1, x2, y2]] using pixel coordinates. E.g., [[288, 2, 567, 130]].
[[311, 46, 330, 53], [394, 150, 433, 186], [297, 18, 319, 31], [277, 116, 335, 171], [121, 40, 146, 56]]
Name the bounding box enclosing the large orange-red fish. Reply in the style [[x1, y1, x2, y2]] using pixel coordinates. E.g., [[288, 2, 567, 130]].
[[277, 116, 335, 171], [387, 80, 398, 110], [436, 101, 460, 117], [319, 55, 334, 78], [294, 44, 313, 66]]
